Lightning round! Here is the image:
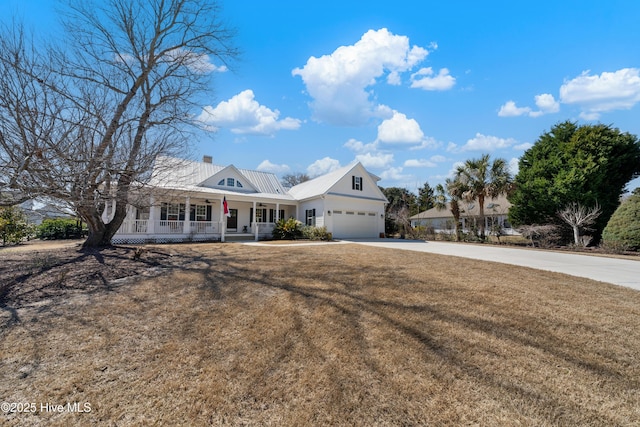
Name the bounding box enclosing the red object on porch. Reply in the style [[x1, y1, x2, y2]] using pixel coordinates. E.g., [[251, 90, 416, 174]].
[[223, 197, 231, 217]]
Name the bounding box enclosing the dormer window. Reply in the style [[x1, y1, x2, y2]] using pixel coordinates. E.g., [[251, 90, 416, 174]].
[[217, 177, 243, 188]]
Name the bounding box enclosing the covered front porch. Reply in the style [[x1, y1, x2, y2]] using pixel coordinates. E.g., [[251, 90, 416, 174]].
[[111, 193, 296, 244]]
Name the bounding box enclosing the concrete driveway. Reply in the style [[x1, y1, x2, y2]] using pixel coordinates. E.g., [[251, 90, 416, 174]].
[[344, 239, 640, 291]]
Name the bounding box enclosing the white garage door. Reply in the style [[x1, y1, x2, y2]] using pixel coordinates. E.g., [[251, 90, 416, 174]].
[[332, 210, 378, 239]]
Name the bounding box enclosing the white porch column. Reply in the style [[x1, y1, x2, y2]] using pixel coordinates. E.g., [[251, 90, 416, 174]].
[[148, 195, 156, 234], [276, 203, 280, 221], [183, 196, 191, 234], [253, 201, 258, 241], [220, 197, 226, 242]]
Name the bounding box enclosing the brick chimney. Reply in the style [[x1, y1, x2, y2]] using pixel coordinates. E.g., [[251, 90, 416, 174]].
[[202, 155, 213, 164]]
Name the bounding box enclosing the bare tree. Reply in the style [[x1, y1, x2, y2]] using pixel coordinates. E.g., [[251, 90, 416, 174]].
[[558, 202, 602, 246], [281, 172, 310, 188], [0, 0, 238, 247]]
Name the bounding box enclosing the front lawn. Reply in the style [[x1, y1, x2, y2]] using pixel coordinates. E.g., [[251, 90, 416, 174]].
[[1, 243, 638, 425]]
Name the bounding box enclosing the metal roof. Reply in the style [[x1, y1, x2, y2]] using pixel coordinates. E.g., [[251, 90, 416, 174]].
[[410, 194, 512, 220], [147, 156, 289, 197]]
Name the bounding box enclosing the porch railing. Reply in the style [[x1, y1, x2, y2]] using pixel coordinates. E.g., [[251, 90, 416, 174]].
[[117, 220, 280, 236], [117, 219, 148, 234], [158, 220, 185, 234], [117, 220, 221, 235], [190, 221, 219, 234]]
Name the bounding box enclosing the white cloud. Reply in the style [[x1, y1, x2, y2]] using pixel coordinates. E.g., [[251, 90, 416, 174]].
[[508, 157, 520, 176], [534, 93, 560, 114], [409, 136, 440, 151], [499, 94, 559, 118], [410, 67, 456, 91], [380, 166, 411, 182], [404, 158, 437, 168], [430, 154, 447, 163], [461, 133, 516, 151], [498, 100, 532, 117], [377, 111, 424, 144], [514, 142, 533, 151], [356, 152, 394, 168], [343, 138, 377, 153], [165, 48, 228, 74], [292, 28, 432, 125], [559, 68, 640, 119], [197, 90, 301, 136], [307, 157, 341, 176], [256, 160, 290, 174]]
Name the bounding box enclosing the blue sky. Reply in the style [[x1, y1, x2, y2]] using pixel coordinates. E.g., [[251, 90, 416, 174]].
[[3, 0, 640, 192]]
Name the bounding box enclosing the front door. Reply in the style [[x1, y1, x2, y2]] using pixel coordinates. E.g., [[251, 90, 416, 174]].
[[227, 209, 238, 231]]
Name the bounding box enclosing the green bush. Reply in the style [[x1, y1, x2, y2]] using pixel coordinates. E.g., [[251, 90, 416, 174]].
[[0, 206, 36, 245], [272, 218, 303, 240], [37, 218, 85, 240], [302, 226, 332, 241], [601, 194, 640, 251]]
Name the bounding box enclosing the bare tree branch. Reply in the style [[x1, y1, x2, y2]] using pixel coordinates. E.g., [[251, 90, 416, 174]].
[[0, 0, 238, 246], [557, 202, 602, 246]]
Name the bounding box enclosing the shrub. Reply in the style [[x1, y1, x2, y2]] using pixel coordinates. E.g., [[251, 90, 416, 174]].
[[302, 226, 332, 241], [0, 206, 36, 245], [601, 194, 640, 251], [272, 218, 303, 240], [37, 218, 85, 240]]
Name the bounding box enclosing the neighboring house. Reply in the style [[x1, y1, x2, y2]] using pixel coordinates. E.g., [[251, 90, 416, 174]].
[[112, 156, 388, 244], [19, 197, 75, 225], [409, 194, 519, 236]]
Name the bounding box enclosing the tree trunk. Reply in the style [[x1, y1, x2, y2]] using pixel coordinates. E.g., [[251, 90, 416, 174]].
[[478, 194, 485, 240], [79, 201, 128, 248], [572, 225, 580, 246]]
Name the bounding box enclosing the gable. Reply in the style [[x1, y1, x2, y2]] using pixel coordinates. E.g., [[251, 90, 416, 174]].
[[198, 165, 257, 193], [326, 163, 387, 202], [288, 162, 387, 203]]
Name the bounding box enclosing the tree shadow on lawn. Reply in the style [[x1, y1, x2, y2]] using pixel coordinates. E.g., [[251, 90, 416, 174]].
[[205, 246, 638, 426], [1, 243, 637, 425]]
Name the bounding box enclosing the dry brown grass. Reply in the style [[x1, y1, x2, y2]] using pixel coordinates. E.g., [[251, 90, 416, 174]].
[[1, 243, 639, 426]]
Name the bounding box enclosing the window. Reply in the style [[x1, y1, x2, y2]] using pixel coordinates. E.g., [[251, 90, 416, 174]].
[[161, 203, 185, 221], [305, 209, 316, 226], [269, 209, 285, 223], [352, 176, 363, 191], [189, 204, 212, 222], [218, 177, 243, 188]]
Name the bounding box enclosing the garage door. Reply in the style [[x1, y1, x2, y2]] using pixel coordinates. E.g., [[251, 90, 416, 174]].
[[332, 210, 378, 239]]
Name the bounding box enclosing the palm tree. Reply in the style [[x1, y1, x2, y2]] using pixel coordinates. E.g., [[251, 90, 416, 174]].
[[454, 154, 512, 240], [435, 178, 466, 241]]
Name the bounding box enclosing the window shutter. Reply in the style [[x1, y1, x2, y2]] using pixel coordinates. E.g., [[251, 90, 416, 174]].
[[206, 205, 212, 221], [352, 176, 355, 189], [360, 177, 363, 191], [250, 208, 253, 225]]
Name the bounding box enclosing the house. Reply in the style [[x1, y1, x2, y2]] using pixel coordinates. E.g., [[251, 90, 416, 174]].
[[409, 194, 519, 236], [19, 197, 75, 225], [111, 156, 388, 244]]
